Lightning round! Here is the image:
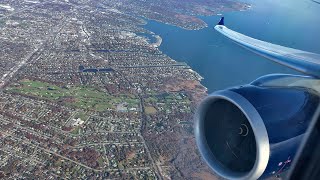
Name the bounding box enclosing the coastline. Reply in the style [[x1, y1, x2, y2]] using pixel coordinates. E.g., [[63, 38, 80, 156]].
[[140, 7, 252, 95]]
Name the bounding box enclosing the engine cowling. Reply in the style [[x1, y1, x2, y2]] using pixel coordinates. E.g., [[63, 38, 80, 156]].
[[195, 84, 320, 180]]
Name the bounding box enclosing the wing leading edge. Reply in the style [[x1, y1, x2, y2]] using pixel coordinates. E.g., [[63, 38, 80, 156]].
[[214, 17, 320, 78]]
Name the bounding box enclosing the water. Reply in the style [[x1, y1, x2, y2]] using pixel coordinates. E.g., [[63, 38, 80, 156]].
[[144, 0, 320, 93]]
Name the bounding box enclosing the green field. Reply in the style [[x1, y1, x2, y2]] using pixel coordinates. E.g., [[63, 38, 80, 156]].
[[8, 79, 139, 112], [145, 93, 191, 105], [145, 106, 157, 114], [74, 111, 89, 121]]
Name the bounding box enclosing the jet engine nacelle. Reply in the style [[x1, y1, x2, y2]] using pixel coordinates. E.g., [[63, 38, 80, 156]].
[[195, 75, 320, 180]]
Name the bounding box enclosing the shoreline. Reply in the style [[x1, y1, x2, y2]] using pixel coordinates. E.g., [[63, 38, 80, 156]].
[[141, 4, 252, 95], [140, 4, 251, 94]]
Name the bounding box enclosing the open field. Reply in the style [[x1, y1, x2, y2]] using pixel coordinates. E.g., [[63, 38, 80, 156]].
[[145, 106, 157, 114], [7, 79, 140, 112]]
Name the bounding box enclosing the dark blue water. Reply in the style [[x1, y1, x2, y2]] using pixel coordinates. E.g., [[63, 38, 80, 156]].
[[144, 0, 320, 93]]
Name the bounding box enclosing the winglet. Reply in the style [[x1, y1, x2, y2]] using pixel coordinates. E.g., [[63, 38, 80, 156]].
[[218, 17, 224, 25]]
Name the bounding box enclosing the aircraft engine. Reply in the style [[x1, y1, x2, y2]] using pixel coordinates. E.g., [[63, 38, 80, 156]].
[[195, 82, 320, 180]]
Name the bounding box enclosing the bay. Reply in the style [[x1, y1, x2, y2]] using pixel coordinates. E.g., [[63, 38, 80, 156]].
[[144, 0, 320, 93]]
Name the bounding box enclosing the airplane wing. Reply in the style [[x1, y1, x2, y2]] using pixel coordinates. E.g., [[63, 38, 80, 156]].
[[214, 17, 320, 78]]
